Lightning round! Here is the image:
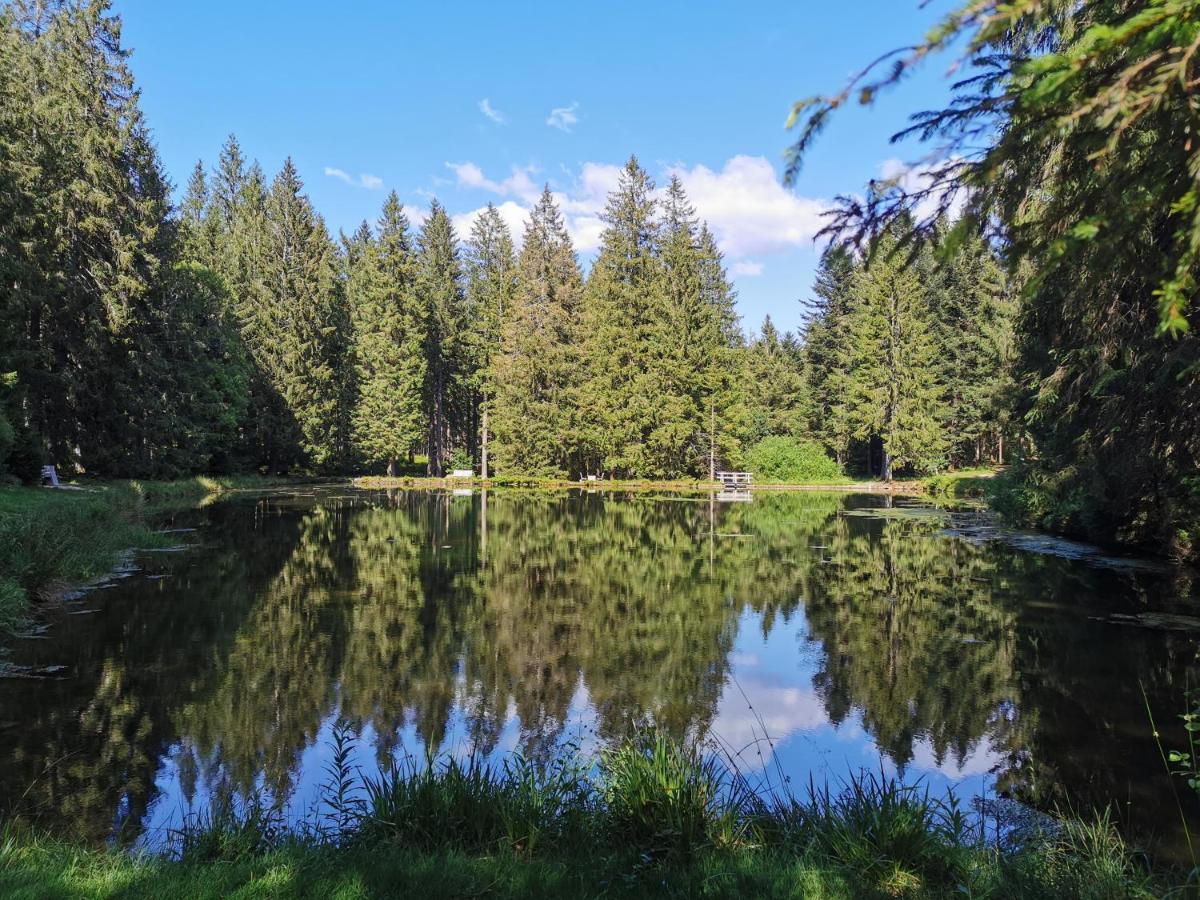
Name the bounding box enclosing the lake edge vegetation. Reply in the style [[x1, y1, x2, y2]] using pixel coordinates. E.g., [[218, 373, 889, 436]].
[[0, 729, 1171, 899], [0, 475, 288, 632], [783, 0, 1200, 564]]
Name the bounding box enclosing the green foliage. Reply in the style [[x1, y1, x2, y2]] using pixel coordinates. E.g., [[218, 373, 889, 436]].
[[349, 194, 427, 473], [784, 0, 1200, 559], [0, 732, 1167, 899], [745, 437, 844, 484], [600, 731, 746, 858]]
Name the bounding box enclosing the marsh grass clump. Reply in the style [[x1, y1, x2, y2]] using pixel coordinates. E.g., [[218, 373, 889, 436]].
[[360, 749, 591, 857], [799, 773, 975, 896], [987, 814, 1155, 900], [172, 794, 287, 864], [600, 730, 751, 858], [0, 476, 287, 635]]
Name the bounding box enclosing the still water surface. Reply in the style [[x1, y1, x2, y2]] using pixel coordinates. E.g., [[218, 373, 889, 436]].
[[1, 487, 1196, 856]]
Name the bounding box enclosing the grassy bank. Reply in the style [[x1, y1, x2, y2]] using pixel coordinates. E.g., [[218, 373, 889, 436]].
[[0, 731, 1165, 899], [0, 475, 289, 632], [922, 469, 999, 501]]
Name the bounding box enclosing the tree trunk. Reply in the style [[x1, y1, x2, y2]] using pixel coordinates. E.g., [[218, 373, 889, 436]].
[[708, 399, 716, 482], [481, 407, 489, 479], [882, 450, 893, 482], [387, 457, 398, 477]]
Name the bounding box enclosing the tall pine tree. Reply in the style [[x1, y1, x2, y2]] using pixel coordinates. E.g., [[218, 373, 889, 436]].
[[491, 188, 583, 476], [349, 193, 427, 475], [844, 229, 949, 478], [462, 204, 517, 476], [416, 200, 466, 475], [578, 157, 664, 476]]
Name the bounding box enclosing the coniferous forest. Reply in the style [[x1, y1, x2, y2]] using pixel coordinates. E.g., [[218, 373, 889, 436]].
[[5, 2, 1200, 896], [0, 0, 1196, 562]]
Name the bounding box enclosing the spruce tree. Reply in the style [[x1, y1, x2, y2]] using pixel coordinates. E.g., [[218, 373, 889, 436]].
[[463, 204, 517, 476], [803, 246, 857, 464], [844, 230, 949, 478], [257, 158, 346, 471], [491, 187, 583, 476], [2, 0, 166, 471], [349, 193, 427, 475], [697, 225, 751, 472], [928, 232, 1010, 466], [652, 178, 745, 476], [744, 317, 809, 445], [578, 157, 664, 476], [416, 200, 465, 475]]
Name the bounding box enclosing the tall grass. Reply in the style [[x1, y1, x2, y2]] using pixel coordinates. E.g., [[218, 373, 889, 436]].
[[600, 730, 751, 857], [105, 728, 1162, 898], [359, 747, 590, 856]]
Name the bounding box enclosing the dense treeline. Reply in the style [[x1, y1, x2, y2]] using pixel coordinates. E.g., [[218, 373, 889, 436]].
[[0, 0, 1015, 485], [786, 0, 1200, 558]]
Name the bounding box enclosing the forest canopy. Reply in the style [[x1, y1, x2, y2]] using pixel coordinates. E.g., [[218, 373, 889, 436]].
[[0, 0, 1016, 489], [785, 0, 1200, 559]]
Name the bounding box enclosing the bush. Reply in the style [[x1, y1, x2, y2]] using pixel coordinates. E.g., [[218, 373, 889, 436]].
[[447, 449, 474, 472], [744, 437, 844, 484]]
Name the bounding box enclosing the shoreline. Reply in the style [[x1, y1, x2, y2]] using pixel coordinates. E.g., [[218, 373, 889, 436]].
[[351, 476, 928, 495]]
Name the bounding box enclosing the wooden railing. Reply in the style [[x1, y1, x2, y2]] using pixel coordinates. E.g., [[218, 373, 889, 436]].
[[716, 471, 752, 487]]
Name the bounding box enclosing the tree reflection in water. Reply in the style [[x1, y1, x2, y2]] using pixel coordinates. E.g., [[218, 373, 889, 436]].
[[0, 487, 1194, 858]]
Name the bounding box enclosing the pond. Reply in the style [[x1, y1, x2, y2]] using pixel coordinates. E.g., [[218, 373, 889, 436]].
[[1, 487, 1197, 860]]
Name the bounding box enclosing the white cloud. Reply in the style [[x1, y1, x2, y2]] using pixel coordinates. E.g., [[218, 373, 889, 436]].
[[446, 162, 541, 205], [441, 155, 826, 261], [668, 155, 827, 258], [709, 678, 829, 772], [546, 102, 580, 132], [877, 157, 966, 222], [909, 735, 1002, 778], [478, 98, 505, 124], [451, 201, 530, 246], [324, 166, 384, 190]]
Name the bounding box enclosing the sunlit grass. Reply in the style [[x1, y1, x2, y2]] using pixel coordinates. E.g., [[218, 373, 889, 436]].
[[0, 729, 1167, 899]]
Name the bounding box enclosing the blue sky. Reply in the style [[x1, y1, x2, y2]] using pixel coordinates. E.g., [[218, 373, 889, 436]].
[[115, 0, 959, 335]]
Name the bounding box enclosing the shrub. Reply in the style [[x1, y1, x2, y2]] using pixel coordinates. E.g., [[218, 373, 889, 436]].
[[744, 437, 844, 484], [447, 449, 473, 472]]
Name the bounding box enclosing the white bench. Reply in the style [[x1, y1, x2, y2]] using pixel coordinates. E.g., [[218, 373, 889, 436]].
[[449, 469, 474, 478], [716, 471, 752, 487], [40, 465, 60, 487]]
